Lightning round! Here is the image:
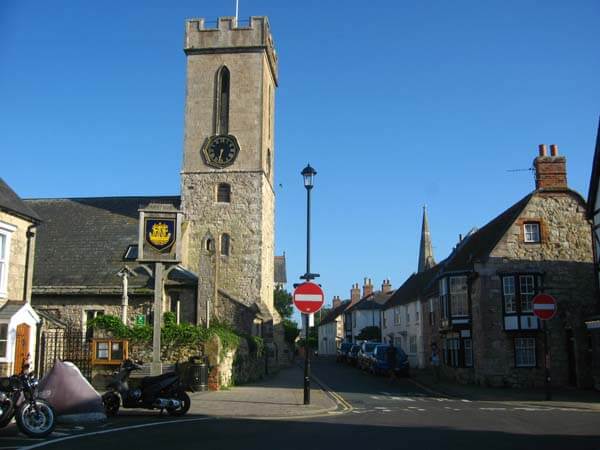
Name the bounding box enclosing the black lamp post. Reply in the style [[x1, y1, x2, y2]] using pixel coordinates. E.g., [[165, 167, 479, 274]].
[[300, 163, 317, 405]]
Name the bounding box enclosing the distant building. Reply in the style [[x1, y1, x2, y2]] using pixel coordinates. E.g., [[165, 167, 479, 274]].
[[343, 278, 393, 343], [0, 178, 41, 376], [317, 297, 350, 355], [383, 207, 437, 369], [424, 145, 596, 388]]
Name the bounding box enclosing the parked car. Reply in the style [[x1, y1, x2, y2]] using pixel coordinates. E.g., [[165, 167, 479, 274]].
[[357, 341, 379, 371], [371, 344, 410, 376], [336, 342, 353, 362], [347, 344, 360, 366]]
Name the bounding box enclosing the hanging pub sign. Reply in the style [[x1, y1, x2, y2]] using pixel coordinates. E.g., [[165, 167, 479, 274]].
[[137, 204, 183, 263]]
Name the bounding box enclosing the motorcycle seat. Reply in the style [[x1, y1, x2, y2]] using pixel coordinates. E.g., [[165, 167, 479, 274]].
[[141, 372, 178, 387]]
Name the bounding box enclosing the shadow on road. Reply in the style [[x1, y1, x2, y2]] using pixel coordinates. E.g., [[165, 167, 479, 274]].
[[31, 414, 600, 450]]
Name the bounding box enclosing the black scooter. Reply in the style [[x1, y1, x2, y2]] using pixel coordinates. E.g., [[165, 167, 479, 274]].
[[102, 359, 190, 417]]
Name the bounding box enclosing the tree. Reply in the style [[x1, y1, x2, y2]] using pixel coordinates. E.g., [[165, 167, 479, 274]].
[[356, 326, 381, 341], [274, 286, 293, 319], [282, 319, 300, 344]]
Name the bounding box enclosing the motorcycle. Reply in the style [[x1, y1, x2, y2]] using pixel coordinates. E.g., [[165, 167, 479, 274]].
[[102, 359, 190, 417], [0, 371, 56, 438]]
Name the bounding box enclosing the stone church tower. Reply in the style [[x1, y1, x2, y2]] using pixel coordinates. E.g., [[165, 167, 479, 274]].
[[180, 17, 278, 329]]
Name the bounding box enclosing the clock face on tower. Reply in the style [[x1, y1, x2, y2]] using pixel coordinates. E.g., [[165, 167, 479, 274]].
[[202, 135, 240, 169]]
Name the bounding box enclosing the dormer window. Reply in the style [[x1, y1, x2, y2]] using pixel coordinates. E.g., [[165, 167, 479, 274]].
[[523, 222, 541, 243]]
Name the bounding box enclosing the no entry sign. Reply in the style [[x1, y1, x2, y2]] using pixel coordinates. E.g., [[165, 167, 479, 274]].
[[532, 294, 557, 320], [293, 282, 325, 314]]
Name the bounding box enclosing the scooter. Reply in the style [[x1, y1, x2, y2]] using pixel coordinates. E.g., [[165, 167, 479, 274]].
[[102, 359, 190, 417], [0, 370, 56, 438]]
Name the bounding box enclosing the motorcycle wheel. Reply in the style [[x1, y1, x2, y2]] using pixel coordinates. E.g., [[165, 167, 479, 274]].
[[102, 392, 120, 417], [166, 390, 190, 417], [15, 400, 56, 438]]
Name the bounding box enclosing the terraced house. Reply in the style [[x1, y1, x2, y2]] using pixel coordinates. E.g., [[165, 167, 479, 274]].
[[424, 145, 596, 388]]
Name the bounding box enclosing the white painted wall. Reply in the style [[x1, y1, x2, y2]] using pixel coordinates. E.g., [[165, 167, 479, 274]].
[[382, 301, 425, 368], [351, 308, 382, 342], [0, 303, 40, 373]]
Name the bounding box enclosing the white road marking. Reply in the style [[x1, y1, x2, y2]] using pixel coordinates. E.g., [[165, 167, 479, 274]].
[[460, 399, 471, 403], [479, 407, 507, 411], [390, 396, 416, 402], [20, 417, 215, 450]]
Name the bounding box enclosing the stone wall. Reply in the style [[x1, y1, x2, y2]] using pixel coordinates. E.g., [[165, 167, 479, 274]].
[[0, 211, 35, 303], [474, 191, 597, 388], [31, 294, 153, 330]]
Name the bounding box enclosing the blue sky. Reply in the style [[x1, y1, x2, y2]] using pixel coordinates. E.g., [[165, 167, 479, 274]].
[[2, 1, 599, 321]]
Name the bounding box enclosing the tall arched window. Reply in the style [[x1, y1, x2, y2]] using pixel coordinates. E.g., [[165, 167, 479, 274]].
[[216, 183, 231, 203], [217, 66, 230, 135], [220, 233, 231, 256], [266, 149, 271, 176]]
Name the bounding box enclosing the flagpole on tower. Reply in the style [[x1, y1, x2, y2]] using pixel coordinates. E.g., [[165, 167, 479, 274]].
[[235, 0, 239, 23]]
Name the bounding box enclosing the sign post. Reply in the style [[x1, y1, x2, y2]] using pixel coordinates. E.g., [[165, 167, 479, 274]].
[[533, 293, 557, 401], [137, 205, 183, 376], [293, 282, 324, 405]]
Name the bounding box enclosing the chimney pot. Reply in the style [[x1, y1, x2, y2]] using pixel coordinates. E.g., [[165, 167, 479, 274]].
[[538, 144, 548, 157], [534, 144, 567, 190]]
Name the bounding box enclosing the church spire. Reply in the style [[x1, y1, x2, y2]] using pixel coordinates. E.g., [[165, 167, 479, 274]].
[[418, 205, 435, 273]]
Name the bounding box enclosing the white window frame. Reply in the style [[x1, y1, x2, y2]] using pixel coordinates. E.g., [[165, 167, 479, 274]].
[[0, 222, 16, 299], [83, 309, 105, 340], [519, 275, 535, 313], [523, 222, 541, 243], [439, 278, 449, 320], [409, 335, 417, 354], [450, 276, 469, 317], [0, 323, 8, 358], [502, 276, 516, 313], [393, 306, 401, 325], [515, 337, 536, 367]]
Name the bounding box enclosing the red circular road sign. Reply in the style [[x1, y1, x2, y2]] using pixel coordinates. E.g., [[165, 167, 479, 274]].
[[532, 294, 557, 320], [293, 282, 325, 314]]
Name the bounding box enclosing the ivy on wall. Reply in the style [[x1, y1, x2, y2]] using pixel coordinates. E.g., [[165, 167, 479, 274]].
[[89, 313, 242, 354]]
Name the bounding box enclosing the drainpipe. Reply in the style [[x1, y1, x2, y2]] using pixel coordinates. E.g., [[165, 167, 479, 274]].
[[23, 225, 36, 303]]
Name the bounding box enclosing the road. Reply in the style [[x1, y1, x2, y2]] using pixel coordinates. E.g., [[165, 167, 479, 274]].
[[1, 358, 599, 450]]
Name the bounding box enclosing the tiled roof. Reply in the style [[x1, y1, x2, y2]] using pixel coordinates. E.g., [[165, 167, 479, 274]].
[[385, 265, 441, 309], [0, 178, 40, 222], [347, 290, 394, 312], [440, 193, 533, 272], [25, 196, 180, 289], [25, 195, 284, 292], [319, 299, 351, 326]]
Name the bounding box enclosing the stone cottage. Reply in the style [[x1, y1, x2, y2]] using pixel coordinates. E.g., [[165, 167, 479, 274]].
[[0, 178, 41, 375], [424, 145, 597, 388]]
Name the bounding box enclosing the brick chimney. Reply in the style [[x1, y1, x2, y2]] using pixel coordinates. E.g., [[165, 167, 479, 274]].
[[381, 279, 392, 294], [332, 296, 342, 309], [362, 277, 373, 298], [350, 283, 361, 304], [534, 144, 567, 190]]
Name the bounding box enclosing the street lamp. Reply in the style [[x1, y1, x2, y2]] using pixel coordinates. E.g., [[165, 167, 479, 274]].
[[300, 163, 318, 405]]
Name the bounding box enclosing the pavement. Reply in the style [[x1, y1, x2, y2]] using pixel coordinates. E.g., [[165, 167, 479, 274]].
[[186, 364, 341, 419], [409, 368, 600, 411]]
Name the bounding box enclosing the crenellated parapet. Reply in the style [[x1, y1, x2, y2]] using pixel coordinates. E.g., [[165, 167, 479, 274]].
[[185, 16, 278, 84]]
